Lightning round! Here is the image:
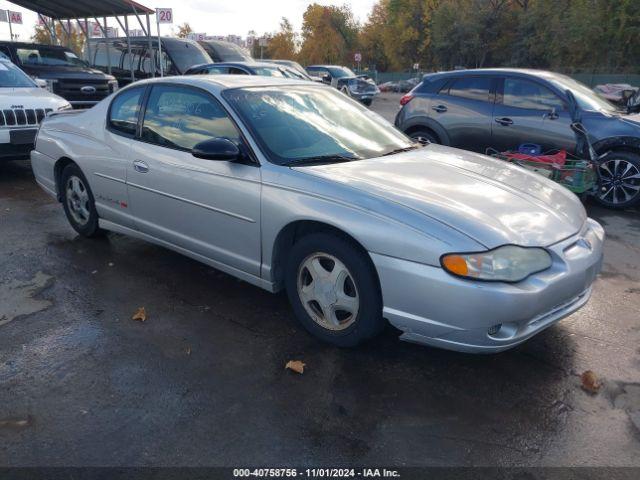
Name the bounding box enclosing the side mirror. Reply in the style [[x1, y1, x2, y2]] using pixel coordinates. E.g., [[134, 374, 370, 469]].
[[321, 74, 331, 84], [621, 89, 635, 104], [192, 138, 240, 161]]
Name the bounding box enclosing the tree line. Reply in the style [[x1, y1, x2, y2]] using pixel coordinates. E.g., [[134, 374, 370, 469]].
[[263, 0, 640, 73]]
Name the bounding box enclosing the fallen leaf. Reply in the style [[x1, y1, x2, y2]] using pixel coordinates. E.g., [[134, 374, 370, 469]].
[[132, 307, 147, 322], [0, 416, 32, 429], [285, 360, 306, 374], [108, 262, 114, 267], [581, 370, 601, 394]]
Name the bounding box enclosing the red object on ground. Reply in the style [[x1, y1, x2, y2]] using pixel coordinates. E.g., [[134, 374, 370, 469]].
[[501, 149, 567, 167]]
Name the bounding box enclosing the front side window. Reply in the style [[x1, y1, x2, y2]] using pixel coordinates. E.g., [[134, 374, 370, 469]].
[[108, 87, 144, 136], [223, 85, 413, 165], [503, 78, 564, 111], [141, 85, 240, 150], [446, 76, 491, 102], [253, 67, 286, 78]]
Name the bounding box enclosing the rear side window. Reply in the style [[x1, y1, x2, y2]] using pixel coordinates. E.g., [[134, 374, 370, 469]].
[[503, 78, 564, 111], [108, 87, 144, 136], [445, 76, 491, 102]]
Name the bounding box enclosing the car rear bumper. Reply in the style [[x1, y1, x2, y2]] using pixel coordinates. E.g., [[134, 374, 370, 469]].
[[372, 218, 605, 353]]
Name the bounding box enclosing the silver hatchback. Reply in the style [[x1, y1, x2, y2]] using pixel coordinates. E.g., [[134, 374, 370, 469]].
[[31, 76, 604, 353]]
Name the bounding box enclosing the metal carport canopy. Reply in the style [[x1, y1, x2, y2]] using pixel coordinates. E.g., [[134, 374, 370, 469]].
[[6, 0, 154, 19]]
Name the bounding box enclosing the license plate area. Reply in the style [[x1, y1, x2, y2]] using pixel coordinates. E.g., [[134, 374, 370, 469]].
[[10, 129, 37, 145]]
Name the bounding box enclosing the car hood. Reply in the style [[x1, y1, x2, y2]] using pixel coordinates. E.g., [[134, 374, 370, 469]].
[[2, 87, 69, 109], [19, 65, 114, 81], [294, 145, 586, 248]]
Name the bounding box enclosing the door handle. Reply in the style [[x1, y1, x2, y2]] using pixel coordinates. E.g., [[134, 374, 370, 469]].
[[544, 111, 559, 120], [495, 117, 514, 126], [432, 104, 448, 113], [133, 160, 149, 173]]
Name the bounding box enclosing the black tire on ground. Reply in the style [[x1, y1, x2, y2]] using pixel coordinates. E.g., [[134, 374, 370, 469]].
[[60, 163, 104, 237], [594, 150, 640, 209], [408, 129, 439, 145], [361, 98, 373, 107], [285, 232, 385, 347]]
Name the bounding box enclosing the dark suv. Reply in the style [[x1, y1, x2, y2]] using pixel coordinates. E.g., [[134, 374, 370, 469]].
[[86, 37, 212, 87], [395, 68, 640, 208], [0, 42, 117, 109]]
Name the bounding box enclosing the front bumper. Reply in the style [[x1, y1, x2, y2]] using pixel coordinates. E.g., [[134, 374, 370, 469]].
[[373, 218, 604, 353], [0, 128, 37, 160]]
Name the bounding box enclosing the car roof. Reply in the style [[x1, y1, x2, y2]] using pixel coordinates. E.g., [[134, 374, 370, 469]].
[[198, 61, 282, 69], [0, 41, 69, 50], [128, 74, 321, 92], [425, 68, 567, 81], [307, 65, 344, 69]]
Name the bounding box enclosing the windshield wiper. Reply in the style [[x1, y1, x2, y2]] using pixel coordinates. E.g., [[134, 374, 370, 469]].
[[286, 154, 361, 167], [381, 144, 421, 156]]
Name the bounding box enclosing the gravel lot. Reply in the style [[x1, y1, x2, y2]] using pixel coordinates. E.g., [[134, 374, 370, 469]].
[[0, 94, 639, 468]]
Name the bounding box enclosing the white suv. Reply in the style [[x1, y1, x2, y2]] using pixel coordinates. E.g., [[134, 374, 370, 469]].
[[0, 58, 71, 161]]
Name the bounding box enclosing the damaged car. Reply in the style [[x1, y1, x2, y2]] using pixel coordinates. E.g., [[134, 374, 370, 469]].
[[31, 76, 603, 353]]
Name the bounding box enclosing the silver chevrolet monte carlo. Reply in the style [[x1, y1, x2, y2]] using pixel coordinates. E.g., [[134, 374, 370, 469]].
[[31, 76, 604, 353]]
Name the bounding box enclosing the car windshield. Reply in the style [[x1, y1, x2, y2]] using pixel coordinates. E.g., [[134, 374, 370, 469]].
[[223, 85, 414, 165], [549, 75, 619, 113], [0, 61, 37, 88], [328, 66, 356, 78], [253, 66, 286, 77], [165, 41, 212, 73], [17, 47, 89, 67]]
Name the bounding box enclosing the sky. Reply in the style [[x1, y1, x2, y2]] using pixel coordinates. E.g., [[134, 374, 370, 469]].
[[0, 0, 377, 41]]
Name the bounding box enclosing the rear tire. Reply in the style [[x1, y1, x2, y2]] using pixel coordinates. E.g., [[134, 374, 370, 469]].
[[60, 163, 104, 238], [361, 98, 373, 107], [285, 233, 385, 347], [594, 151, 640, 209], [408, 128, 439, 145]]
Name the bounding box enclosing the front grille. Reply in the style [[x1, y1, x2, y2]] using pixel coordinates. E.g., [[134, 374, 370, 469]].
[[53, 80, 111, 102], [0, 108, 51, 127]]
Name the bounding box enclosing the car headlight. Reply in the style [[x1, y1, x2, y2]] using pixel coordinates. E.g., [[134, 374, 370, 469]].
[[57, 103, 73, 111], [440, 245, 552, 282], [108, 79, 119, 93]]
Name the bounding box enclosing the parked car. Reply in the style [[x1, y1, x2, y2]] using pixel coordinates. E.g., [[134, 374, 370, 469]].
[[0, 58, 71, 160], [306, 65, 379, 106], [185, 61, 288, 78], [31, 75, 603, 352], [85, 37, 212, 87], [0, 41, 117, 109], [197, 40, 253, 62], [395, 68, 640, 208]]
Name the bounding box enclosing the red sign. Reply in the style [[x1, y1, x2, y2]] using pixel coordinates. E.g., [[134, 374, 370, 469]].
[[9, 11, 23, 24]]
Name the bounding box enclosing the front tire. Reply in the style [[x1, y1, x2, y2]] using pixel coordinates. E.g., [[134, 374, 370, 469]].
[[594, 151, 640, 209], [285, 233, 384, 347], [60, 163, 103, 237]]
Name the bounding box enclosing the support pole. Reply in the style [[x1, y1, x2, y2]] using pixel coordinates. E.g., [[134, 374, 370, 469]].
[[8, 11, 13, 42], [93, 17, 111, 75], [39, 14, 56, 45], [145, 13, 154, 77], [76, 19, 90, 64], [122, 16, 134, 82], [155, 10, 163, 77]]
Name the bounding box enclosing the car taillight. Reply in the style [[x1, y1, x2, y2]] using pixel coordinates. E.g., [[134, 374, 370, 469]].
[[400, 94, 414, 106]]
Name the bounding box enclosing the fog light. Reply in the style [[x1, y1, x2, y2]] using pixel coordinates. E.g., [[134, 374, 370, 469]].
[[488, 324, 502, 336]]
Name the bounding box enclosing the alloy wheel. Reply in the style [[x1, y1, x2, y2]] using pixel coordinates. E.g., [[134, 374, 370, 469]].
[[598, 158, 640, 206], [65, 175, 91, 226], [297, 252, 360, 331]]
